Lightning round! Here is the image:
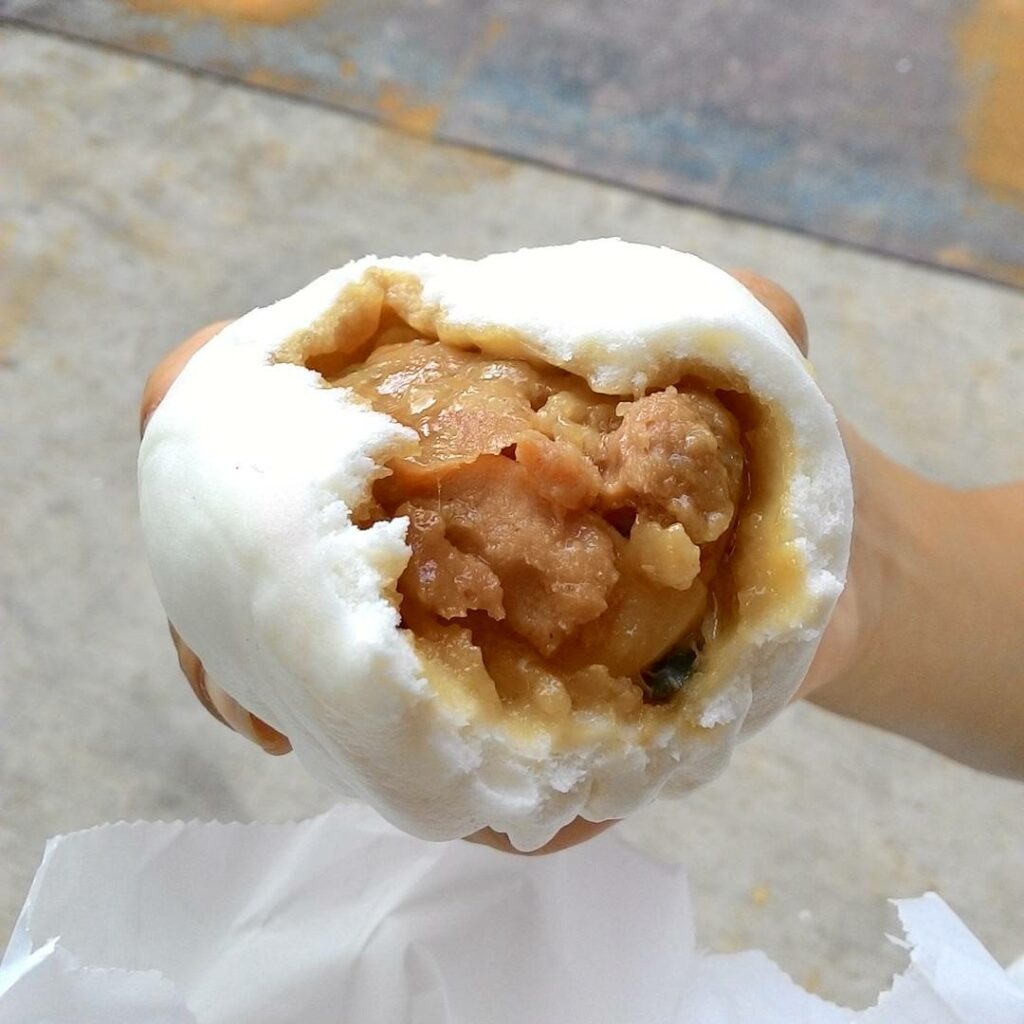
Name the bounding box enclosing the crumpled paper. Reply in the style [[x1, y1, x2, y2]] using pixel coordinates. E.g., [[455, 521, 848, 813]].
[[1, 804, 1021, 1023]]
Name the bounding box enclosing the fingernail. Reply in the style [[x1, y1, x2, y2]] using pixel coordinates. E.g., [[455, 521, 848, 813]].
[[249, 714, 292, 755]]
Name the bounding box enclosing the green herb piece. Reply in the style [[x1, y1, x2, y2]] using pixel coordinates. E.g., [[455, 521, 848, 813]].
[[641, 648, 697, 704]]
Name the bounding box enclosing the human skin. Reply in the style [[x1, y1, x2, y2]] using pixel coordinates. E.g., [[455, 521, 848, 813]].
[[139, 272, 1024, 854]]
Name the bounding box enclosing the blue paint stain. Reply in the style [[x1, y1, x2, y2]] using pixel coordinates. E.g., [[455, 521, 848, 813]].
[[13, 0, 1024, 281]]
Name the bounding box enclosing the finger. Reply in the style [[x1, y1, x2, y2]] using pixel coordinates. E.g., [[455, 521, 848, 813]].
[[169, 622, 293, 756], [206, 682, 294, 756], [728, 270, 809, 355], [464, 817, 617, 855], [151, 323, 291, 757], [140, 320, 232, 437], [170, 622, 229, 727]]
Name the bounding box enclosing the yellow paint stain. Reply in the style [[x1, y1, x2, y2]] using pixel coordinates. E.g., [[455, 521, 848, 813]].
[[750, 884, 771, 907], [124, 0, 322, 26], [956, 0, 1024, 204], [375, 83, 443, 139]]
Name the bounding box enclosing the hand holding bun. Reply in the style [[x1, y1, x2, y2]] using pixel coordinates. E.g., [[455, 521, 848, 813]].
[[139, 241, 853, 851]]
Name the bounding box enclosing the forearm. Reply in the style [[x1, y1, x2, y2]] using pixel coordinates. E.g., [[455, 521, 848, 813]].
[[810, 432, 1024, 779]]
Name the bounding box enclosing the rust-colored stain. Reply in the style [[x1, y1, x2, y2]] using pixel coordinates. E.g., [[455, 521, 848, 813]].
[[338, 58, 358, 80], [127, 31, 173, 54], [444, 16, 505, 95], [375, 83, 442, 139], [957, 0, 1024, 205], [479, 15, 507, 49], [457, 148, 515, 182], [936, 243, 1024, 288], [245, 66, 313, 93], [0, 227, 76, 357], [0, 224, 16, 356], [372, 17, 505, 141], [125, 0, 322, 25]]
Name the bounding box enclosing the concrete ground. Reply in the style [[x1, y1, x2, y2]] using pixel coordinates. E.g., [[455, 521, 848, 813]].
[[1, 24, 1022, 1009]]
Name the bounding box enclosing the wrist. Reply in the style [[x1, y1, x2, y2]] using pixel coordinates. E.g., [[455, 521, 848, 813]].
[[805, 430, 947, 712], [811, 432, 1024, 778]]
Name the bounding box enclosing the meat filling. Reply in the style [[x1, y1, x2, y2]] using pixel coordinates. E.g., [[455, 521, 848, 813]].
[[341, 338, 745, 716]]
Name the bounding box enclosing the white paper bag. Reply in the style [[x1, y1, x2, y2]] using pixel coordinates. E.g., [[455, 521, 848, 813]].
[[2, 803, 1021, 1023]]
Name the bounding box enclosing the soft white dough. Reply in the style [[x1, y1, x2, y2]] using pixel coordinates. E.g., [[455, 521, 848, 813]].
[[138, 240, 852, 851]]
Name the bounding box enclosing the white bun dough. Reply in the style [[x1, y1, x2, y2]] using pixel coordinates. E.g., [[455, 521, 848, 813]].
[[139, 240, 852, 850]]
